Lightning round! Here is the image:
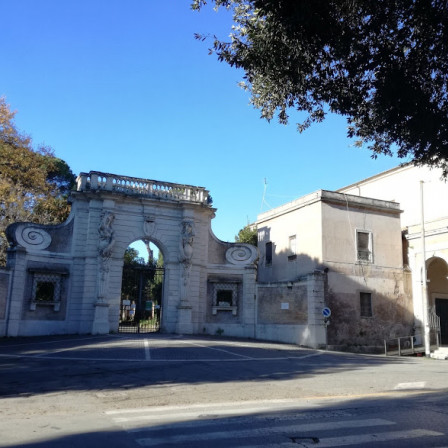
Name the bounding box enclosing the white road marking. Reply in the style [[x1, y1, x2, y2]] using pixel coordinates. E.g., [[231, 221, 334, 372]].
[[240, 430, 445, 448], [143, 339, 150, 360], [313, 429, 444, 447], [177, 339, 254, 359], [134, 419, 395, 446], [394, 381, 426, 390], [105, 398, 323, 416]]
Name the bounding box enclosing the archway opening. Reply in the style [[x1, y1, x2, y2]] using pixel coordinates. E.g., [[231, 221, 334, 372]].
[[119, 239, 164, 333], [427, 257, 448, 345]]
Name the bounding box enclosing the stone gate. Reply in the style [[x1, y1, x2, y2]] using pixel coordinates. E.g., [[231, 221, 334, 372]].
[[1, 171, 258, 338]]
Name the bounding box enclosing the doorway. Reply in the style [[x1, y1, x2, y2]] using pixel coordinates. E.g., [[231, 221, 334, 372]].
[[119, 241, 164, 334], [435, 298, 448, 345]]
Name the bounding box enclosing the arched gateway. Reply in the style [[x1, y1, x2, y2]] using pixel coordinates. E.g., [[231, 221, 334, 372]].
[[2, 171, 258, 337]]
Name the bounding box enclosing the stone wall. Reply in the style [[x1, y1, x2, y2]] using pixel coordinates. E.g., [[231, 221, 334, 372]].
[[0, 269, 10, 320], [255, 272, 327, 348], [2, 171, 259, 339], [257, 283, 307, 325], [326, 269, 414, 351]]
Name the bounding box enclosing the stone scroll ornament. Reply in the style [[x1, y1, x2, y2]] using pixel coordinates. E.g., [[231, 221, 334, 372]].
[[97, 211, 115, 302], [179, 220, 195, 300], [15, 226, 52, 250], [226, 244, 259, 266]]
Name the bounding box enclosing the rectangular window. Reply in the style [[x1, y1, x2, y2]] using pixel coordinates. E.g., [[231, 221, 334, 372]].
[[289, 235, 296, 254], [29, 271, 66, 312], [35, 281, 56, 302], [216, 289, 233, 307], [266, 241, 273, 266], [357, 230, 373, 262], [288, 235, 297, 261], [360, 292, 373, 317]]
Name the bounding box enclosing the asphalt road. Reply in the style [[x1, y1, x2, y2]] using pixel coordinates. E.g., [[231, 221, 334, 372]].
[[1, 334, 447, 447]]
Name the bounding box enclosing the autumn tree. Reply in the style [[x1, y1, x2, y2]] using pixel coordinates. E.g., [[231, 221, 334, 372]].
[[192, 1, 448, 173], [0, 98, 76, 265]]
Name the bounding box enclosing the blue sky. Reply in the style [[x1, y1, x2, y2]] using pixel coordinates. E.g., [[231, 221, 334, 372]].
[[1, 0, 404, 244]]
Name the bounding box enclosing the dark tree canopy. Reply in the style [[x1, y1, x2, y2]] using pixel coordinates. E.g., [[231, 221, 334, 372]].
[[193, 0, 448, 173], [0, 98, 76, 265]]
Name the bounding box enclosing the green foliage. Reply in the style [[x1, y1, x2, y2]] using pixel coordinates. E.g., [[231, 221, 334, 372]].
[[193, 1, 448, 173], [123, 247, 146, 266], [235, 225, 257, 246], [0, 98, 76, 265], [121, 244, 164, 320]]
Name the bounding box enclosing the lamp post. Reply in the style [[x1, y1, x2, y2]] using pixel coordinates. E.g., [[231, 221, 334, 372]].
[[420, 181, 431, 356]]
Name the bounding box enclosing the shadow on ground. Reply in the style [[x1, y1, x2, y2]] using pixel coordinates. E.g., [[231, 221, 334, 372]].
[[0, 333, 423, 398], [3, 390, 448, 448]]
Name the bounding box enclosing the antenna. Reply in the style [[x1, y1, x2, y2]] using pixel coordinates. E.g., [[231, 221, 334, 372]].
[[260, 178, 271, 212]]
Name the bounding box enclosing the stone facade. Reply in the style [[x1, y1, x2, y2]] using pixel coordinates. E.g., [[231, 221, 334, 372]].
[[0, 270, 10, 322], [339, 164, 448, 349], [3, 164, 447, 352], [1, 171, 258, 339], [256, 190, 414, 351]]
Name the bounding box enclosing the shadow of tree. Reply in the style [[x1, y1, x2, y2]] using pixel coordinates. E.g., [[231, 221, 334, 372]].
[[0, 334, 419, 398], [3, 387, 448, 448]]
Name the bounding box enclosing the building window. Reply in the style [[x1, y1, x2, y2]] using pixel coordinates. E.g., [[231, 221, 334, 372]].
[[30, 272, 64, 311], [211, 282, 239, 315], [266, 241, 273, 266], [216, 289, 233, 307], [357, 230, 373, 262], [288, 235, 297, 261], [360, 292, 373, 317], [35, 281, 56, 302]]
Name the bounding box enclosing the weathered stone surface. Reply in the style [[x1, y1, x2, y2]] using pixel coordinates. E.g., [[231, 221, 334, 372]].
[[2, 171, 259, 340]]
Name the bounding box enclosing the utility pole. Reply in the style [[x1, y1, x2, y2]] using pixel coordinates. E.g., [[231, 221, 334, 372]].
[[420, 180, 431, 356]]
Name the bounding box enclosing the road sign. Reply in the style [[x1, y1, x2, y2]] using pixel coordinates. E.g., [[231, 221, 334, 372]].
[[322, 307, 331, 318]]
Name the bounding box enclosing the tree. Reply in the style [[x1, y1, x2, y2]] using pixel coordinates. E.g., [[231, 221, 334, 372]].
[[235, 225, 257, 246], [0, 98, 76, 265], [192, 1, 448, 173], [123, 247, 146, 266]]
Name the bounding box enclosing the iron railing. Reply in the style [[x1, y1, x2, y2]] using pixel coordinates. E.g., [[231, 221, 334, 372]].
[[384, 331, 440, 356]]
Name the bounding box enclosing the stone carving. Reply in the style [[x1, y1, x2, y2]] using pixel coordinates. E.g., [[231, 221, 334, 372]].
[[226, 244, 258, 266], [97, 211, 115, 303], [15, 226, 52, 250], [179, 220, 195, 300], [98, 211, 115, 260], [179, 220, 195, 263], [143, 215, 156, 237]]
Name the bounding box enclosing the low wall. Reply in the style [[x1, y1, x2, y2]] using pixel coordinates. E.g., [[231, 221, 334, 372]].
[[255, 274, 327, 348], [0, 269, 10, 336]]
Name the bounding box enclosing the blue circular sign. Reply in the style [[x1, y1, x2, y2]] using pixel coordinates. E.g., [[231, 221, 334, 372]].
[[322, 307, 331, 318]]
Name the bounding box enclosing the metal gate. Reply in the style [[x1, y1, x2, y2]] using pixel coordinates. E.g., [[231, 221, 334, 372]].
[[119, 265, 164, 333]]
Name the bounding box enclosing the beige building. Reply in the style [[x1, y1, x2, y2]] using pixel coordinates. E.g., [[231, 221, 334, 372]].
[[256, 190, 413, 350], [256, 163, 448, 352], [339, 164, 448, 349]]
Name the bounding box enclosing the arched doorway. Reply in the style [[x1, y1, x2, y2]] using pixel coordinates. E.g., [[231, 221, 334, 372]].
[[427, 257, 448, 345], [119, 239, 164, 334]]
